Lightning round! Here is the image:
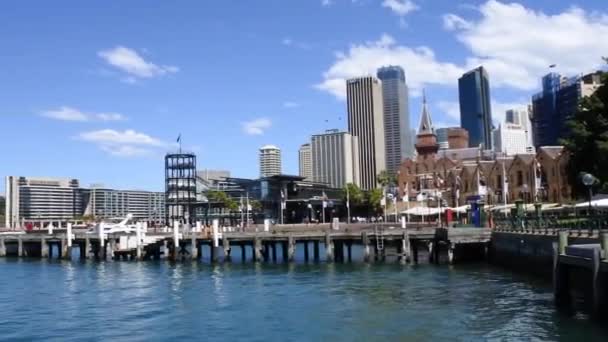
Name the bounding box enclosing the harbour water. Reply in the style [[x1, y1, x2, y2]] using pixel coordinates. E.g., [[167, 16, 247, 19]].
[[0, 259, 606, 341]]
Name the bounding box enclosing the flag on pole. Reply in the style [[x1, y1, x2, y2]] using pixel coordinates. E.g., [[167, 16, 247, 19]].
[[176, 134, 181, 143]]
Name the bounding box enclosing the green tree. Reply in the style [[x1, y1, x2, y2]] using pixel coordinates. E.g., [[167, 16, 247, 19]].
[[366, 188, 384, 215], [377, 170, 396, 188], [561, 60, 608, 196], [343, 183, 364, 206], [206, 190, 238, 211]]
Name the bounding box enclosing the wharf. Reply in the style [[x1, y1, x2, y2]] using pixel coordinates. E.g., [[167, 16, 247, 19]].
[[0, 223, 491, 264]]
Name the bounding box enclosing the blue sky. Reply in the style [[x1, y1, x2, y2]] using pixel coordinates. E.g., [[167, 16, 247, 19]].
[[1, 0, 607, 193]]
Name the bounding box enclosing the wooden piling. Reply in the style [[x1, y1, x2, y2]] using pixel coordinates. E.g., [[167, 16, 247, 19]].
[[304, 241, 309, 261], [287, 237, 295, 262], [325, 232, 334, 262], [18, 237, 23, 257], [85, 237, 91, 259], [0, 239, 5, 257], [254, 238, 262, 262], [223, 237, 231, 262], [346, 241, 352, 262], [41, 238, 49, 258], [191, 235, 198, 260], [271, 242, 277, 262], [313, 240, 320, 261], [362, 232, 371, 262]]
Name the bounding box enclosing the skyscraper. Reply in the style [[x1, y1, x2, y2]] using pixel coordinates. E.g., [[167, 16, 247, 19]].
[[346, 76, 386, 190], [531, 72, 602, 147], [459, 66, 493, 149], [377, 65, 413, 175], [298, 143, 313, 180], [311, 129, 360, 188], [493, 124, 529, 156], [259, 145, 281, 177]]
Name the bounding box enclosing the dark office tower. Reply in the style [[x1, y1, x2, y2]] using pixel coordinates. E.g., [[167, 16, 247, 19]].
[[377, 66, 413, 176], [458, 66, 493, 149]]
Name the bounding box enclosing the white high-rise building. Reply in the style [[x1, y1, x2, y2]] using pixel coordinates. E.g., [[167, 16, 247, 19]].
[[506, 107, 534, 149], [298, 143, 313, 181], [346, 76, 386, 190], [493, 124, 529, 156], [259, 145, 281, 178], [311, 129, 360, 188]]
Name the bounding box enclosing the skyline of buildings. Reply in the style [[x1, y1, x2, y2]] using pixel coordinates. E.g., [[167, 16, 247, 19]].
[[377, 65, 414, 176], [459, 66, 494, 149], [346, 76, 386, 190]]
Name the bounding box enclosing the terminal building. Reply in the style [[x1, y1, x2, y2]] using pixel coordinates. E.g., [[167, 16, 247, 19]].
[[4, 176, 165, 228], [4, 176, 85, 228], [83, 187, 165, 225]]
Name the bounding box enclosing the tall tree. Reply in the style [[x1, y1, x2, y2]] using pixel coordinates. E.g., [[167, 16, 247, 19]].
[[561, 60, 608, 196]]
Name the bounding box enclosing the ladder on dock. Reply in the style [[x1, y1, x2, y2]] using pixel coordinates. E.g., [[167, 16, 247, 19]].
[[375, 225, 384, 252]]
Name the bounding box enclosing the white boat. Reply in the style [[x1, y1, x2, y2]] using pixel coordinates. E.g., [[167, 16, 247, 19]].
[[87, 214, 141, 235]]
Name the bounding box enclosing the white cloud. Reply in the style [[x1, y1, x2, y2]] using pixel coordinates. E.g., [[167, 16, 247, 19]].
[[41, 106, 126, 122], [78, 129, 163, 146], [42, 106, 88, 121], [77, 129, 167, 157], [242, 118, 272, 135], [442, 14, 472, 30], [282, 38, 293, 46], [98, 46, 178, 80], [283, 101, 300, 109], [382, 0, 418, 16], [97, 113, 126, 121], [316, 34, 464, 99], [446, 0, 608, 90], [321, 0, 332, 7]]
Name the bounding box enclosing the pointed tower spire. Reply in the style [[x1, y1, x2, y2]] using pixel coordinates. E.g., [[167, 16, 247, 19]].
[[415, 89, 439, 159], [418, 89, 434, 135]]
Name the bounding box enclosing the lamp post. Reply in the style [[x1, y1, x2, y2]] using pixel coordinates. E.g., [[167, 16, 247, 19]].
[[582, 173, 597, 215]]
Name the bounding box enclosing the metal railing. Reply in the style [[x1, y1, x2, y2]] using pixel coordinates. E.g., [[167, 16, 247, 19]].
[[494, 213, 608, 233]]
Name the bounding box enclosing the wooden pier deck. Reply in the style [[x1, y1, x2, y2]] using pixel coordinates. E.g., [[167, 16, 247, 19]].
[[0, 223, 491, 264]]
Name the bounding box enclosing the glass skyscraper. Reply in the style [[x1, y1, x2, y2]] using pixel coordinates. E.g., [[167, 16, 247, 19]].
[[377, 65, 413, 176], [458, 66, 493, 149]]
